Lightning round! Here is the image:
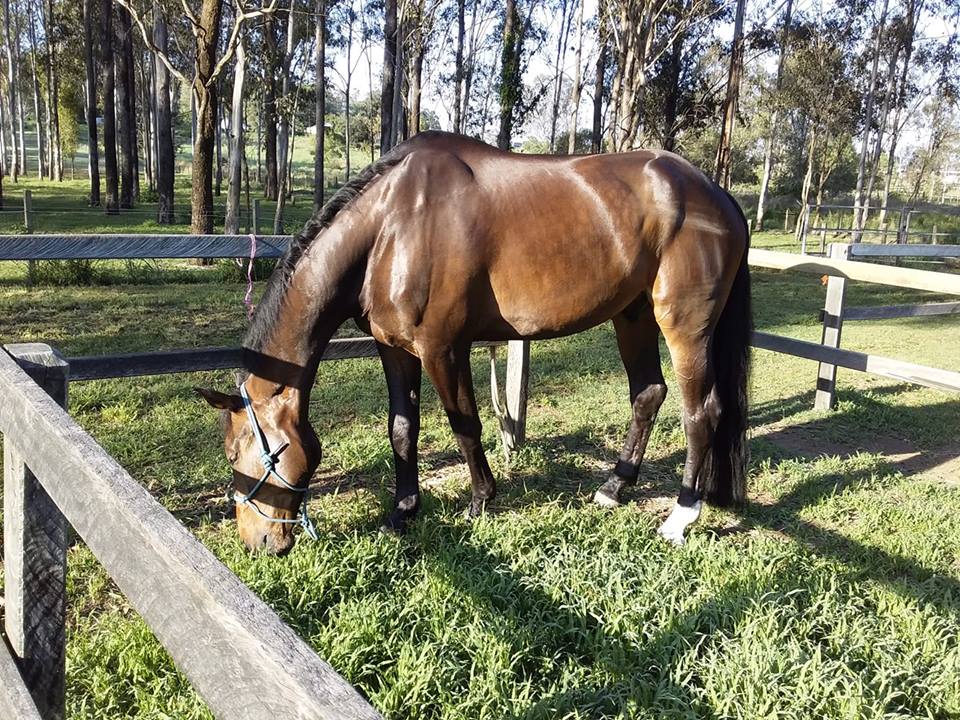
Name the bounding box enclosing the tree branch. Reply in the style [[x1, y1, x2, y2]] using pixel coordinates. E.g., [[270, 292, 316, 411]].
[[113, 0, 191, 85], [206, 0, 279, 86]]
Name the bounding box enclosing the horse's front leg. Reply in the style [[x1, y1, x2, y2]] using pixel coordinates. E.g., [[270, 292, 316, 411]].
[[421, 345, 496, 519], [377, 342, 423, 533]]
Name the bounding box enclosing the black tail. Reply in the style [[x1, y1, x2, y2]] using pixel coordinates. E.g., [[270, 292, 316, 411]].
[[700, 196, 752, 507]]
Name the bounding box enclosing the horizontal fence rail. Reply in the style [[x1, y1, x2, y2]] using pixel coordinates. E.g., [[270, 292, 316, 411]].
[[66, 338, 506, 381], [751, 331, 960, 393], [847, 243, 960, 258], [0, 344, 381, 720], [0, 234, 291, 260], [841, 301, 960, 321], [748, 248, 960, 296]]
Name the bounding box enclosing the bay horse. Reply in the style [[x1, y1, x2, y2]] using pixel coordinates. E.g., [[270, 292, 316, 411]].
[[197, 131, 751, 555]]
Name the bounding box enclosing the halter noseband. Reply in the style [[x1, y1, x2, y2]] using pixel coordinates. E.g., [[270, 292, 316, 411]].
[[229, 382, 320, 540]]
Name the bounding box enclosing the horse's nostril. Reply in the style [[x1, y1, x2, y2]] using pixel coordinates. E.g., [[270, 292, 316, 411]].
[[261, 534, 269, 547]]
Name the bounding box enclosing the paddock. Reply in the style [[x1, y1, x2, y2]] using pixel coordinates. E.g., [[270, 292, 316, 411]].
[[0, 231, 957, 718]]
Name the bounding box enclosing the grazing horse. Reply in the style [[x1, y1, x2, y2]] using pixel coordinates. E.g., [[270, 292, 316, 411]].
[[197, 131, 751, 555]]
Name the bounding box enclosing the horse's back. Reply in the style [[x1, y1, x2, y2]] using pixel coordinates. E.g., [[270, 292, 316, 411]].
[[365, 133, 747, 346]]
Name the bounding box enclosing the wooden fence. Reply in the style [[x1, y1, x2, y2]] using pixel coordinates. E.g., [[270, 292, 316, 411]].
[[796, 203, 960, 255], [750, 244, 960, 409], [0, 344, 383, 720]]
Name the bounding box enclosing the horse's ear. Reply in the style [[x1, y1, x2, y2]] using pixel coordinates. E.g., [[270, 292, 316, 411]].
[[194, 387, 244, 412]]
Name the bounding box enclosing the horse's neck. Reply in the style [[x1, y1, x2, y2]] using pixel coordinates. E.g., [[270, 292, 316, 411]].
[[249, 218, 371, 391]]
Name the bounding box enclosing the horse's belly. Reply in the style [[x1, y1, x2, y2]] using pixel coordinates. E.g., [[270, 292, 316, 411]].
[[488, 248, 653, 338]]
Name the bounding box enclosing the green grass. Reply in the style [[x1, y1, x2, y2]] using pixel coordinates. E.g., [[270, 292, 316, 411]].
[[0, 229, 958, 718]]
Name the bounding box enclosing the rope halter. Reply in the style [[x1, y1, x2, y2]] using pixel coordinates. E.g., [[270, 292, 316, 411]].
[[227, 382, 320, 540]]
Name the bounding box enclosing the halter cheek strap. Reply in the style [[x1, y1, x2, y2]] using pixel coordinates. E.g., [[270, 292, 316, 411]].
[[229, 382, 320, 540]]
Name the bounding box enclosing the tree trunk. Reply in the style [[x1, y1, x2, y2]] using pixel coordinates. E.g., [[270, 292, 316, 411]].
[[101, 0, 119, 213], [13, 7, 24, 175], [380, 0, 397, 153], [153, 11, 174, 223], [863, 47, 899, 220], [190, 0, 222, 235], [44, 0, 61, 180], [313, 0, 324, 210], [548, 0, 570, 151], [661, 26, 683, 152], [344, 13, 353, 178], [83, 0, 100, 204], [116, 5, 136, 208], [4, 0, 21, 180], [713, 0, 746, 188], [566, 0, 583, 154], [140, 53, 153, 191], [390, 17, 404, 145], [453, 0, 464, 133], [407, 14, 424, 136], [276, 0, 295, 200], [263, 14, 279, 198], [461, 0, 479, 133], [215, 97, 222, 196], [224, 36, 245, 234], [497, 0, 520, 151], [878, 0, 919, 229], [755, 0, 793, 231], [852, 0, 889, 239], [591, 37, 606, 153], [795, 122, 818, 241], [27, 0, 46, 178]]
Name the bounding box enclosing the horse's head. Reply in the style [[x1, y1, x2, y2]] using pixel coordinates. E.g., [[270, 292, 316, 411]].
[[196, 377, 321, 555]]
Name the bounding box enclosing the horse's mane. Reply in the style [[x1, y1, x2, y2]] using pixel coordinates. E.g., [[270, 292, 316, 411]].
[[244, 145, 410, 352]]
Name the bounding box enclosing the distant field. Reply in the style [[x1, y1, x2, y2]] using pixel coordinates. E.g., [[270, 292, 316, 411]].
[[0, 217, 957, 717]]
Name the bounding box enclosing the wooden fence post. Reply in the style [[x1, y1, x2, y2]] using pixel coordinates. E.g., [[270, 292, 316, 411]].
[[3, 343, 69, 720], [253, 199, 261, 236], [505, 340, 530, 448], [784, 208, 790, 232], [814, 244, 850, 410]]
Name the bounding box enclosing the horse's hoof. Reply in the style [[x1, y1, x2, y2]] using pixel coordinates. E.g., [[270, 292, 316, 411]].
[[593, 477, 625, 508], [657, 524, 686, 546], [463, 498, 489, 520], [593, 487, 621, 508], [380, 510, 412, 535], [656, 501, 702, 547]]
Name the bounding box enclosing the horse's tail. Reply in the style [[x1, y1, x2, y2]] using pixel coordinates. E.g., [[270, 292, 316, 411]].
[[700, 196, 752, 507]]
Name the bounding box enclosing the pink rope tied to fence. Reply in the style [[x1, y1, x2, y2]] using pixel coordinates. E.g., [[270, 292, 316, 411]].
[[244, 233, 257, 319]]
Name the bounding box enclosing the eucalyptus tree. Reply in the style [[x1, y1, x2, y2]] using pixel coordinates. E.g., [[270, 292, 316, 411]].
[[604, 0, 723, 152], [83, 0, 99, 203], [565, 0, 583, 153], [102, 0, 119, 212], [115, 0, 277, 232], [755, 0, 794, 230], [4, 0, 22, 180]]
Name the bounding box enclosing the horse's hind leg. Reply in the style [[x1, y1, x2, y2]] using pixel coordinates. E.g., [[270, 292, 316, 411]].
[[594, 300, 667, 508], [656, 326, 720, 545], [421, 345, 496, 518], [377, 342, 423, 533]]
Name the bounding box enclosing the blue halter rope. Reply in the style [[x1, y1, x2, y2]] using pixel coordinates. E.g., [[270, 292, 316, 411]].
[[229, 382, 320, 540]]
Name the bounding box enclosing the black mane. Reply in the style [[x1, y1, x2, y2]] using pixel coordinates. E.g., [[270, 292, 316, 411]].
[[244, 146, 410, 352]]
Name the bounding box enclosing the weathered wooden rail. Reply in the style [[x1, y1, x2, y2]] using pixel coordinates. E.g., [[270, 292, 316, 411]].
[[0, 343, 383, 720]]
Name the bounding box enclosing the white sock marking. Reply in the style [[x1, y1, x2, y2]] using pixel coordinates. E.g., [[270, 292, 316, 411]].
[[657, 500, 702, 546]]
